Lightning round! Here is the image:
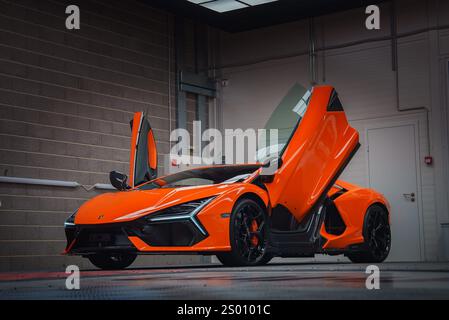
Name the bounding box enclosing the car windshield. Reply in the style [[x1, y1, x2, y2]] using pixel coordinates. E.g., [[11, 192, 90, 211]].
[[137, 165, 261, 190], [256, 83, 312, 163]]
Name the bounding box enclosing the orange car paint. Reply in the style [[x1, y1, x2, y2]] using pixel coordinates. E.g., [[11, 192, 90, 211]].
[[67, 85, 390, 255], [147, 129, 157, 172], [320, 181, 390, 249], [74, 175, 269, 252], [265, 86, 359, 223]]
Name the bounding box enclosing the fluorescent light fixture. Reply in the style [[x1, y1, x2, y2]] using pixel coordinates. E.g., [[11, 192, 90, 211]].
[[240, 0, 278, 5], [187, 0, 209, 4], [187, 0, 279, 13], [200, 0, 248, 13]]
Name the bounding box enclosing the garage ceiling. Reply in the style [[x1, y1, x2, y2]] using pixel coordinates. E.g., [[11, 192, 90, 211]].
[[144, 0, 386, 32]]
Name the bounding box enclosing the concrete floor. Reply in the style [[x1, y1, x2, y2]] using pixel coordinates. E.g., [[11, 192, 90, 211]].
[[0, 262, 448, 300]]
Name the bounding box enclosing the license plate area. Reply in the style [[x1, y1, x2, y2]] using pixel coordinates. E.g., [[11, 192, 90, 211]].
[[72, 227, 133, 250], [89, 233, 112, 243]]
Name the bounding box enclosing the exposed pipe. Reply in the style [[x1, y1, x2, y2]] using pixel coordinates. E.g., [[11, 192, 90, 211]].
[[0, 176, 115, 191], [92, 183, 115, 191], [321, 18, 326, 83], [167, 12, 173, 152], [174, 16, 187, 131], [207, 24, 449, 72], [390, 0, 398, 72], [0, 176, 79, 188], [308, 17, 317, 85]]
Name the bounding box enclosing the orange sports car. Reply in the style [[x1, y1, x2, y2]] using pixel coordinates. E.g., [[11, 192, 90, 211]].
[[64, 84, 391, 269]]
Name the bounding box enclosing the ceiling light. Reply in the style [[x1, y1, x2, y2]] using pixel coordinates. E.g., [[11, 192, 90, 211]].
[[240, 0, 278, 5], [187, 0, 209, 4], [200, 0, 249, 13], [186, 0, 279, 13]]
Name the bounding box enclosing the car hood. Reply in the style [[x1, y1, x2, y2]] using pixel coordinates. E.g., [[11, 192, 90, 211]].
[[75, 184, 233, 224]]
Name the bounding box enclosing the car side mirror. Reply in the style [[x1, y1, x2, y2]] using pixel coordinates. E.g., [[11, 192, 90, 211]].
[[109, 171, 130, 191]]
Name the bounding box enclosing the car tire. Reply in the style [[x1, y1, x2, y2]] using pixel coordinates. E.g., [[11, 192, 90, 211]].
[[347, 204, 391, 263], [216, 198, 272, 267], [88, 253, 137, 270]]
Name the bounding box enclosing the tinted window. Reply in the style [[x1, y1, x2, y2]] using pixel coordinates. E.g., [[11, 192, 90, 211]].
[[256, 83, 312, 162], [137, 165, 261, 190]]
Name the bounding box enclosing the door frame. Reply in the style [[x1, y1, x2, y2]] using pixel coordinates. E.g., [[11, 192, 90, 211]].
[[364, 118, 425, 261]]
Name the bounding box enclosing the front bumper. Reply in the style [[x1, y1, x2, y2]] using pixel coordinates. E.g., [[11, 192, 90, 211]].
[[64, 218, 208, 255]]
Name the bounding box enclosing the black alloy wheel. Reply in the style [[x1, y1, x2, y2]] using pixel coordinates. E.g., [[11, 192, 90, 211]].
[[216, 198, 272, 267], [347, 204, 391, 263]]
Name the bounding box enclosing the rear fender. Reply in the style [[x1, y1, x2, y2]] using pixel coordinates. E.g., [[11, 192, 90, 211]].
[[321, 187, 389, 249]]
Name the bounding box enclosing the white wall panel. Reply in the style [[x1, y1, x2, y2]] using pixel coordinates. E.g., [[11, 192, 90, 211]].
[[439, 30, 449, 56], [320, 3, 391, 47], [324, 43, 396, 119], [397, 0, 429, 33], [221, 56, 310, 130], [219, 20, 309, 69], [397, 36, 431, 110]]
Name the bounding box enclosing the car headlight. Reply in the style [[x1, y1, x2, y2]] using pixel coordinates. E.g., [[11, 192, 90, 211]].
[[64, 210, 78, 227], [142, 197, 215, 236]]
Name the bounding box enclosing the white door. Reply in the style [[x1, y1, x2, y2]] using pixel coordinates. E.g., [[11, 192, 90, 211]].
[[367, 124, 422, 261]]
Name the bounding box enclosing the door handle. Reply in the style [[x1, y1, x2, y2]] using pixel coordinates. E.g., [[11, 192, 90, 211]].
[[403, 193, 415, 202]]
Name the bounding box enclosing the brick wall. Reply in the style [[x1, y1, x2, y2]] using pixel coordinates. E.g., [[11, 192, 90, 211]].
[[0, 0, 202, 271]]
